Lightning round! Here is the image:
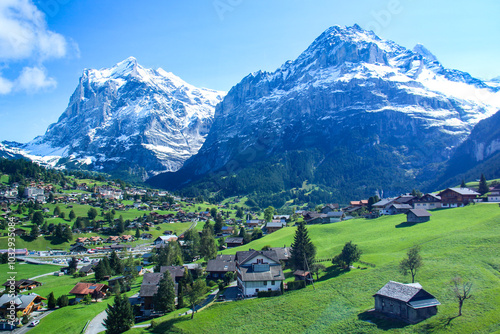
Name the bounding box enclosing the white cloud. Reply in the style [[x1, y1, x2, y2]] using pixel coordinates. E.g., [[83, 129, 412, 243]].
[[15, 66, 56, 92], [0, 74, 13, 94], [0, 0, 76, 94], [0, 0, 68, 61]]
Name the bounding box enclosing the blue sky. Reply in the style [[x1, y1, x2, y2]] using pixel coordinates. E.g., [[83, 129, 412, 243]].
[[0, 0, 499, 143]]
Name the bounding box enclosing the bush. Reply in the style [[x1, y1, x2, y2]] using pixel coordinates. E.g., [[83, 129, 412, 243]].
[[257, 290, 281, 298], [287, 280, 306, 291], [207, 280, 217, 287]]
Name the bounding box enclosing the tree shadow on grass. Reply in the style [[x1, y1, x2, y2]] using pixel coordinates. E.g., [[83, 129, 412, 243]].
[[419, 315, 459, 333], [358, 310, 410, 330], [316, 265, 345, 282], [150, 316, 189, 333], [19, 235, 36, 242]]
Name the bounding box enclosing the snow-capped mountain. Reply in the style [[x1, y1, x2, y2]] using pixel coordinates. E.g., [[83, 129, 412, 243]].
[[150, 24, 500, 200], [17, 57, 225, 178]]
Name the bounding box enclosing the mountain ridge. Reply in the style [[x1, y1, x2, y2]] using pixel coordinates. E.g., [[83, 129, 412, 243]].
[[6, 57, 225, 180], [148, 24, 500, 205]]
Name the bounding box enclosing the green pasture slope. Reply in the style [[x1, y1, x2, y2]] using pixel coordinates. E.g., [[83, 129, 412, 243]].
[[133, 204, 500, 334]]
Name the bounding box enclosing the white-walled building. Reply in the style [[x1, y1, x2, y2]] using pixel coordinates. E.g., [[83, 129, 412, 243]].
[[236, 250, 284, 297]]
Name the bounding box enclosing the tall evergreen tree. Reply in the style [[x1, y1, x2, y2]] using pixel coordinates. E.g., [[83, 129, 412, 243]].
[[213, 217, 223, 235], [103, 294, 134, 334], [460, 179, 466, 188], [30, 224, 39, 239], [153, 271, 176, 313], [32, 211, 44, 226], [109, 251, 124, 275], [69, 209, 76, 221], [238, 227, 251, 244], [182, 229, 200, 262], [478, 173, 489, 195], [47, 292, 56, 309], [200, 223, 217, 261], [289, 222, 316, 271]]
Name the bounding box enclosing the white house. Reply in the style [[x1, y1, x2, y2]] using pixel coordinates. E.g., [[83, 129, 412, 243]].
[[236, 250, 284, 297], [153, 235, 178, 245], [488, 185, 500, 202]]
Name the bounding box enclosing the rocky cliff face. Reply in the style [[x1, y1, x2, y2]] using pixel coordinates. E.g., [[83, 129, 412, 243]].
[[22, 57, 225, 179], [150, 25, 500, 200]]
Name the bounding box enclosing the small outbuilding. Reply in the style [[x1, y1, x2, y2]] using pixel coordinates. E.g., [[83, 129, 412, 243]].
[[406, 209, 431, 223], [373, 281, 440, 323]]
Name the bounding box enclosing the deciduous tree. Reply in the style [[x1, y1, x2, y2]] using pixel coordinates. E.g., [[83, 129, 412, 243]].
[[452, 276, 473, 316], [333, 241, 362, 270], [399, 245, 423, 283]]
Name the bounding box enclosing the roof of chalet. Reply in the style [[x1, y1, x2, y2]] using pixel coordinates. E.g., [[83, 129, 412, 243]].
[[239, 264, 284, 282], [374, 281, 440, 308], [225, 237, 244, 244], [206, 258, 236, 273], [373, 198, 395, 207], [236, 250, 280, 265], [2, 279, 42, 288], [79, 264, 94, 273], [293, 270, 311, 277], [142, 272, 162, 285], [438, 188, 480, 196], [394, 196, 415, 204], [407, 209, 432, 217], [389, 203, 412, 209], [69, 282, 108, 295], [160, 265, 185, 279], [0, 293, 46, 310], [266, 222, 286, 228], [269, 247, 291, 261]]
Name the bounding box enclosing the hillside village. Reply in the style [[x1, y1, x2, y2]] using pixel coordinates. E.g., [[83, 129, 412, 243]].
[[0, 159, 499, 333]]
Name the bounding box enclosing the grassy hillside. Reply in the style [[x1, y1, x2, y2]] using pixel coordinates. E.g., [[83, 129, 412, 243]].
[[131, 204, 500, 333]]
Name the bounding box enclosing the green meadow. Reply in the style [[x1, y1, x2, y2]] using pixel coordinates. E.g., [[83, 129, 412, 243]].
[[130, 204, 500, 333]]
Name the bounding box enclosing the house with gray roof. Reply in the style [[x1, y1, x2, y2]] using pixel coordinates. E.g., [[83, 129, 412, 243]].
[[206, 254, 236, 280], [236, 250, 284, 297], [406, 209, 432, 223], [373, 281, 440, 323], [437, 188, 479, 207]]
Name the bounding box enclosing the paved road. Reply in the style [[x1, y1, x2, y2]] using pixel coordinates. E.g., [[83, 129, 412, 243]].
[[84, 310, 107, 334], [12, 310, 54, 334]]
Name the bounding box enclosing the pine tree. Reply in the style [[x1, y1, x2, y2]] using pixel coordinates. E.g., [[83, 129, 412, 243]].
[[153, 271, 176, 313], [69, 210, 76, 221], [238, 227, 251, 244], [32, 211, 44, 226], [460, 179, 466, 188], [135, 227, 140, 239], [103, 294, 134, 334], [30, 224, 39, 239], [290, 222, 316, 271], [62, 224, 73, 241], [214, 217, 223, 235], [56, 295, 69, 308], [200, 223, 217, 261], [478, 173, 489, 195], [109, 251, 124, 275], [47, 292, 56, 309]]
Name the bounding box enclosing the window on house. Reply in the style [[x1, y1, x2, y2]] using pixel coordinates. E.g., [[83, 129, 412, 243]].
[[271, 281, 275, 285], [263, 281, 267, 285]]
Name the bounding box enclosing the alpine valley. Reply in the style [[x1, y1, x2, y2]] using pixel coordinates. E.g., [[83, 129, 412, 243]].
[[3, 25, 500, 206]]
